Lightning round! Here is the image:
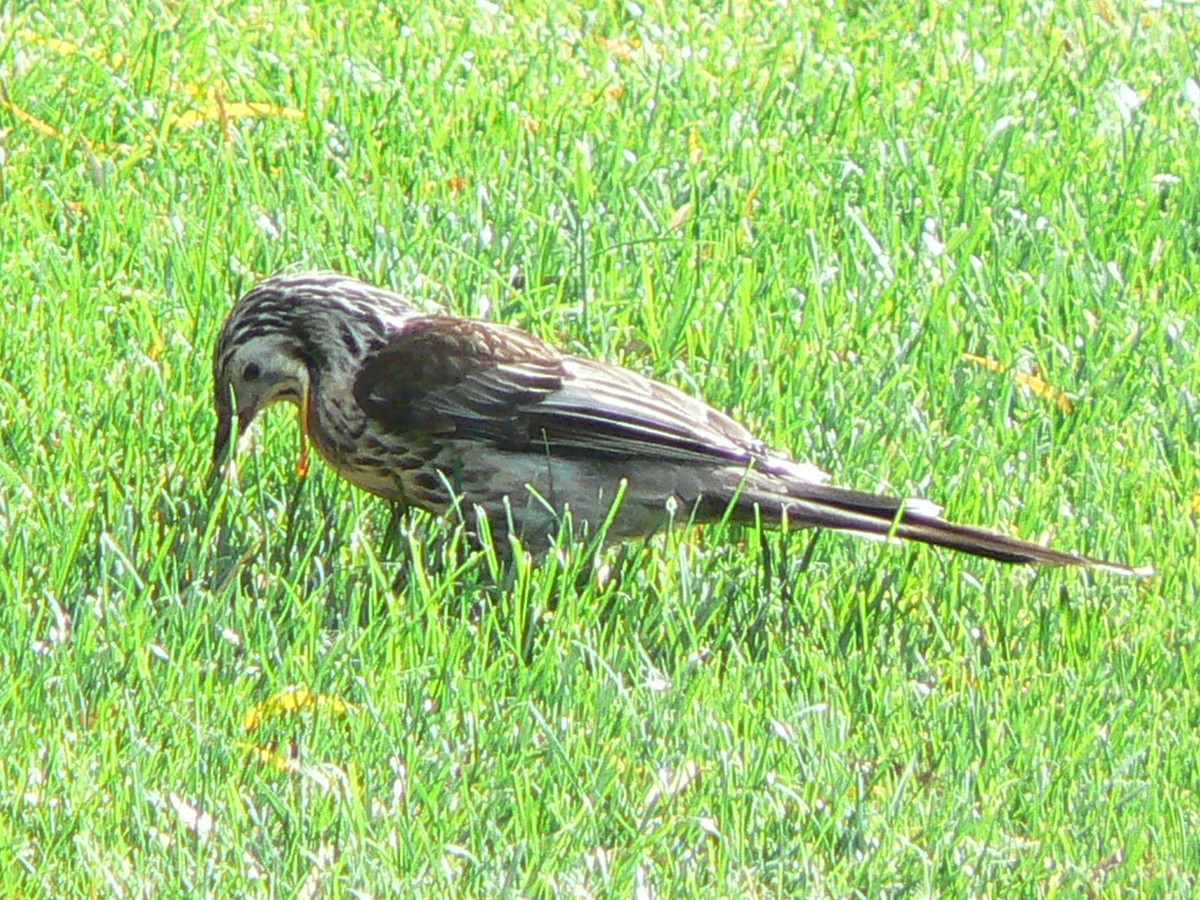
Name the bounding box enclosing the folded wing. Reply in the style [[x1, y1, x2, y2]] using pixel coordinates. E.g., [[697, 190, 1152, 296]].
[[353, 315, 794, 470]]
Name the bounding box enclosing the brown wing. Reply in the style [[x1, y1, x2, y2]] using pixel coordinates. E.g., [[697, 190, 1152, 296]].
[[353, 316, 768, 465], [353, 317, 566, 445]]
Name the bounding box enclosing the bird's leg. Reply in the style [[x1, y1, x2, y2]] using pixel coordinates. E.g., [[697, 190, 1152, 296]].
[[380, 500, 410, 559]]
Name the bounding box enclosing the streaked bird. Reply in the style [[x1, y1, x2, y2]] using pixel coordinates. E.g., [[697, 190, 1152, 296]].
[[212, 271, 1152, 577]]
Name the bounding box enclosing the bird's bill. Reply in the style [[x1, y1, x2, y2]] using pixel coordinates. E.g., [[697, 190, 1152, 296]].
[[212, 408, 233, 471], [211, 403, 254, 478], [211, 393, 312, 480]]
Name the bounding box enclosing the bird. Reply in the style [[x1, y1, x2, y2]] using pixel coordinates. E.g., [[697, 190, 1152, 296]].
[[212, 270, 1153, 577]]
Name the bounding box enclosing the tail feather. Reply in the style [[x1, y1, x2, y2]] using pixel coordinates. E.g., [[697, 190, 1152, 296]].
[[732, 481, 1153, 577]]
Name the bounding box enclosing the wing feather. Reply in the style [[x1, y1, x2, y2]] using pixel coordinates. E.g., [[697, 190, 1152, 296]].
[[353, 316, 778, 466]]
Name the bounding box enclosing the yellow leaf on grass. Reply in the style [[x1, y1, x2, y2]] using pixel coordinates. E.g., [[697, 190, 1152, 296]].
[[595, 35, 642, 60], [181, 81, 218, 98], [243, 686, 355, 732], [20, 30, 126, 69], [223, 101, 304, 121], [170, 101, 304, 131], [2, 94, 61, 138], [962, 353, 1075, 413], [236, 739, 300, 773], [19, 30, 80, 56]]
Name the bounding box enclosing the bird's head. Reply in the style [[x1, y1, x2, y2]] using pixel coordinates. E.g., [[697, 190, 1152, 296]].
[[211, 271, 422, 471], [212, 304, 311, 471]]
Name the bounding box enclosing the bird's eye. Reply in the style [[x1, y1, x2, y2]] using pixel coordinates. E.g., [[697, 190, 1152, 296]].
[[242, 362, 262, 382]]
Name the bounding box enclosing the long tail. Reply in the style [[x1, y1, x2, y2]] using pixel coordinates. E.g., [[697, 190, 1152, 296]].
[[735, 481, 1153, 577]]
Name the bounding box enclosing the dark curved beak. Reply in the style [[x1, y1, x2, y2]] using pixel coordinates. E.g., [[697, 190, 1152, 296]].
[[212, 407, 234, 473], [211, 399, 252, 478]]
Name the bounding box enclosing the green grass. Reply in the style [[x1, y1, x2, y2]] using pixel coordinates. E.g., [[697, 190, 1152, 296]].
[[1, 0, 1197, 894]]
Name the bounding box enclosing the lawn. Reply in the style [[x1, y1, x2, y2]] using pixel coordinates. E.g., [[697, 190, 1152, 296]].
[[1, 0, 1197, 895]]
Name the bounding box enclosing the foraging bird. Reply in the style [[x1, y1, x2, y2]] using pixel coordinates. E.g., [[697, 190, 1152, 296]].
[[212, 271, 1151, 576]]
